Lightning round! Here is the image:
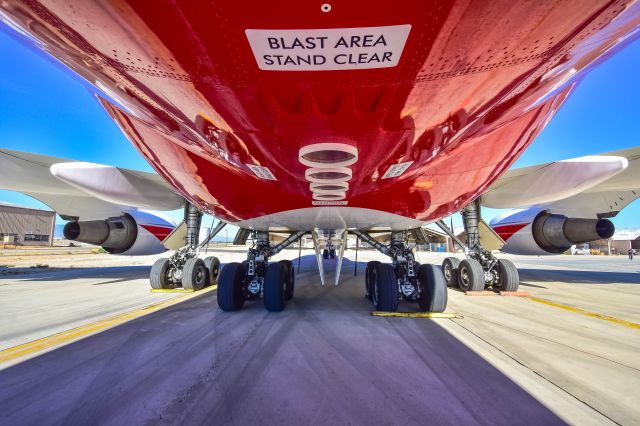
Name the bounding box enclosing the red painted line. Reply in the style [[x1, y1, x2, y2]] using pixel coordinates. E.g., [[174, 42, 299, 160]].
[[492, 222, 529, 241], [140, 224, 174, 241]]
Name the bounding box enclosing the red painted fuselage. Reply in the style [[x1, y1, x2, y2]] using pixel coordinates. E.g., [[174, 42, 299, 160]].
[[2, 0, 639, 229]]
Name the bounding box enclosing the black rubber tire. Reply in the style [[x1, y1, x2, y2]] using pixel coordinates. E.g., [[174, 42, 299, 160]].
[[182, 258, 207, 291], [323, 249, 329, 259], [264, 261, 287, 312], [329, 249, 336, 259], [150, 258, 171, 289], [217, 262, 246, 311], [494, 259, 519, 292], [204, 256, 221, 286], [371, 263, 399, 312], [457, 258, 485, 292], [417, 264, 448, 313], [365, 261, 381, 300], [442, 257, 461, 288], [282, 259, 295, 300]]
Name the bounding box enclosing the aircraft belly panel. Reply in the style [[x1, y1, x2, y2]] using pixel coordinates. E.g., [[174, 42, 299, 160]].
[[3, 0, 639, 225]]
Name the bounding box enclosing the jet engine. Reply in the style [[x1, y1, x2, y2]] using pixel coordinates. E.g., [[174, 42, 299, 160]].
[[491, 208, 615, 255], [63, 210, 174, 255]]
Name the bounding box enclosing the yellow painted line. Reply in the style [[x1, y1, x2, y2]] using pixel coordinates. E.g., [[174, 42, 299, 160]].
[[371, 311, 461, 319], [528, 296, 640, 330], [0, 285, 217, 364], [151, 283, 218, 293], [151, 288, 195, 293]]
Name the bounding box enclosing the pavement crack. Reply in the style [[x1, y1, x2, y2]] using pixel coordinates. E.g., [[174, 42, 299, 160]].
[[450, 319, 621, 425], [460, 314, 640, 373]]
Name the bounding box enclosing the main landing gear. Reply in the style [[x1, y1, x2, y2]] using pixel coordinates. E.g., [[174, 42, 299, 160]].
[[150, 203, 220, 290], [437, 198, 520, 292], [352, 230, 447, 313], [217, 230, 305, 312]]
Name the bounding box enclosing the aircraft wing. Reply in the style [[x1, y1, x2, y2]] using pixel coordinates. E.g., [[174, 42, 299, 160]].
[[0, 149, 184, 220], [481, 147, 640, 217]]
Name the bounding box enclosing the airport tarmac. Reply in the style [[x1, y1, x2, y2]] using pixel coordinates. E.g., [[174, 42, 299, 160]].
[[0, 249, 639, 425]]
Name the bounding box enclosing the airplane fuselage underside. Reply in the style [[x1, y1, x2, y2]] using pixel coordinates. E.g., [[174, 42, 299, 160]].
[[2, 0, 639, 230]]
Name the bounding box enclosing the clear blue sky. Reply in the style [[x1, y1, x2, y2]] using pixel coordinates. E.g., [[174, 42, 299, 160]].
[[1, 27, 639, 230]]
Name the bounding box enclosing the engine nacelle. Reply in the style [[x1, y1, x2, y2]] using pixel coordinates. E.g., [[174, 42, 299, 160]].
[[491, 208, 615, 255], [63, 210, 174, 255]]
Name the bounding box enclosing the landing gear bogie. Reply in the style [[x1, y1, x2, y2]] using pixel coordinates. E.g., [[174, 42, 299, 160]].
[[216, 230, 305, 312], [436, 198, 521, 293], [354, 230, 449, 313]]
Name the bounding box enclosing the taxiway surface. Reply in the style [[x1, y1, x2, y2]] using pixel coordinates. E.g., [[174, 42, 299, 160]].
[[0, 250, 639, 425]]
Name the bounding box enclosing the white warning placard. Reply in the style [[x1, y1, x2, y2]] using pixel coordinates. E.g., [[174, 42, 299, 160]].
[[382, 161, 413, 179], [246, 164, 277, 181], [245, 25, 411, 71]]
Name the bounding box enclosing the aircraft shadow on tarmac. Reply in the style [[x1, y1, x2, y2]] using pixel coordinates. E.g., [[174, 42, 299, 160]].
[[517, 268, 640, 285], [0, 255, 565, 425]]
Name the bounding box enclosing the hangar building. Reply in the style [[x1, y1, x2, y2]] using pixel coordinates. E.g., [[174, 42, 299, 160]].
[[0, 202, 56, 247], [610, 228, 640, 253]]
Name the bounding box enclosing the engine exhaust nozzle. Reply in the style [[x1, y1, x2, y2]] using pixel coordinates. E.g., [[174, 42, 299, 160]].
[[63, 215, 138, 253], [532, 213, 614, 254]]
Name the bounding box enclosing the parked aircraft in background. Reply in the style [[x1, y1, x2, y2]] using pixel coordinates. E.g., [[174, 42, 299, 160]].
[[1, 1, 640, 314], [487, 147, 640, 256]]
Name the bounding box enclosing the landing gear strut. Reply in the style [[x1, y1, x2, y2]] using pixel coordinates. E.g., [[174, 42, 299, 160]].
[[217, 230, 305, 312], [353, 230, 447, 313], [150, 202, 220, 290], [436, 198, 519, 292]]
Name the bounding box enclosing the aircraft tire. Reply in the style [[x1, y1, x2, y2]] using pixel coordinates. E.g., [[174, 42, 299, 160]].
[[323, 249, 329, 259], [282, 259, 295, 300], [372, 263, 399, 312], [365, 261, 381, 300], [442, 257, 461, 288], [204, 256, 221, 286], [182, 258, 207, 291], [494, 259, 519, 292], [150, 258, 171, 289], [217, 262, 246, 311], [417, 264, 447, 313], [457, 258, 485, 292], [330, 249, 336, 259], [264, 261, 287, 312]]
